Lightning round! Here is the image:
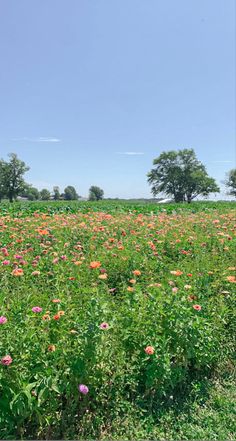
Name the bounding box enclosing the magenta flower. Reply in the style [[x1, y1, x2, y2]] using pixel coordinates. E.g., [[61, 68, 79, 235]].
[[1, 355, 12, 366], [0, 316, 7, 325], [99, 322, 109, 329], [32, 306, 42, 313], [78, 384, 89, 395], [2, 260, 10, 265]]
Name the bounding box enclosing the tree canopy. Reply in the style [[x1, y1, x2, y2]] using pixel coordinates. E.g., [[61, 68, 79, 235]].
[[0, 153, 30, 202], [64, 186, 79, 200], [225, 169, 236, 197], [89, 185, 104, 201], [147, 149, 219, 203]]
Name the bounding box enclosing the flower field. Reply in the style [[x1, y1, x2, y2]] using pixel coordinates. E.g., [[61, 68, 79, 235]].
[[0, 201, 235, 439]]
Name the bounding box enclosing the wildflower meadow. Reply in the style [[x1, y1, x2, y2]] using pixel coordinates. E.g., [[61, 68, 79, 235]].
[[0, 201, 235, 439]]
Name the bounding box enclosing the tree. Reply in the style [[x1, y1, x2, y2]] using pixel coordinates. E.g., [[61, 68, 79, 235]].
[[0, 160, 6, 202], [2, 153, 30, 202], [20, 184, 40, 200], [64, 186, 78, 200], [40, 189, 51, 200], [89, 185, 104, 201], [53, 186, 60, 200], [147, 149, 219, 203], [225, 169, 236, 197]]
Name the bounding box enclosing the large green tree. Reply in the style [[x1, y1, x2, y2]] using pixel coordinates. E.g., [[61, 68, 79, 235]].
[[64, 186, 78, 200], [40, 189, 51, 200], [225, 169, 236, 197], [147, 149, 219, 203], [88, 185, 104, 201], [1, 153, 30, 202]]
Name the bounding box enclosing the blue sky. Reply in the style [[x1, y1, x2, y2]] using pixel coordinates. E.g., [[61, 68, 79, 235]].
[[0, 0, 235, 198]]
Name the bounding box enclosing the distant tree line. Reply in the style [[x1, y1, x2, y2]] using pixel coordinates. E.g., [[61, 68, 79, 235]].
[[0, 151, 235, 203], [0, 153, 104, 202]]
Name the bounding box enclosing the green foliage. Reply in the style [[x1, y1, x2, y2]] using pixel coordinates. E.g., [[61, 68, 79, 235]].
[[147, 149, 220, 202], [0, 153, 30, 202], [89, 185, 104, 201], [0, 201, 235, 438], [53, 186, 60, 200], [225, 169, 236, 197], [40, 189, 51, 200], [20, 185, 40, 201], [64, 185, 79, 200]]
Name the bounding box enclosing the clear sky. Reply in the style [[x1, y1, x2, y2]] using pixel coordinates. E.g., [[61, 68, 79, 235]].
[[0, 0, 235, 199]]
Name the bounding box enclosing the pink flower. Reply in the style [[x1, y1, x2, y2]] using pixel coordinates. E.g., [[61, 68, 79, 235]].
[[0, 316, 7, 325], [172, 287, 178, 293], [2, 260, 10, 265], [52, 258, 59, 264], [1, 355, 12, 366], [32, 306, 42, 313], [78, 384, 89, 395], [99, 322, 109, 329], [52, 298, 61, 303], [193, 304, 202, 311], [60, 255, 67, 260], [145, 346, 155, 355]]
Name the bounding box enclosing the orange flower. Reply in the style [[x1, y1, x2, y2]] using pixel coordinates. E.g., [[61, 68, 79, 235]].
[[145, 346, 155, 355], [58, 310, 65, 316], [170, 270, 183, 276], [48, 344, 56, 352], [227, 275, 236, 283], [89, 261, 101, 269], [129, 279, 136, 284], [42, 314, 50, 321], [127, 286, 134, 292], [133, 270, 141, 276], [37, 229, 49, 236], [74, 261, 83, 266], [12, 268, 24, 276]]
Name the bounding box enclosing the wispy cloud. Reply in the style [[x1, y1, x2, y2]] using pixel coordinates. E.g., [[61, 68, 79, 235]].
[[11, 137, 61, 143], [116, 151, 144, 155], [211, 160, 233, 164]]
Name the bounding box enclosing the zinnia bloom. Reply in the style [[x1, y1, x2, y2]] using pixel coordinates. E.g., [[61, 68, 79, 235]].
[[227, 276, 236, 283], [32, 306, 42, 313], [31, 271, 40, 276], [78, 384, 89, 395], [48, 344, 56, 352], [52, 299, 61, 303], [12, 268, 24, 276], [2, 260, 10, 265], [193, 304, 202, 311], [89, 261, 101, 269], [99, 322, 109, 329], [42, 314, 50, 321], [98, 274, 107, 280], [145, 346, 155, 355], [170, 270, 183, 276], [0, 316, 7, 325], [133, 270, 141, 276], [53, 314, 60, 320], [1, 355, 12, 366]]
